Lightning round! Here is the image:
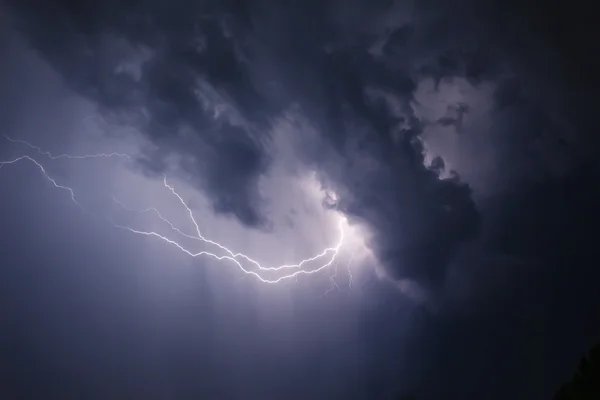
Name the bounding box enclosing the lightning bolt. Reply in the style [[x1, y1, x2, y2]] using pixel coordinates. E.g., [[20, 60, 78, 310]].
[[323, 263, 341, 296], [322, 250, 356, 296], [0, 155, 79, 206], [2, 136, 348, 284], [4, 135, 131, 160], [346, 251, 356, 289]]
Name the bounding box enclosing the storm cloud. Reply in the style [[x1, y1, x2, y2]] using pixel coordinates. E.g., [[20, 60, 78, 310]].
[[5, 0, 598, 298], [3, 0, 600, 398]]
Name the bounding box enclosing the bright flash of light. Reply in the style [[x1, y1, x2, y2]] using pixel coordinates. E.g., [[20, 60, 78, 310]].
[[1, 136, 366, 285]]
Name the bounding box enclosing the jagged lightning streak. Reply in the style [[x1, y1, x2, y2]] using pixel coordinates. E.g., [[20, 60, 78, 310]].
[[346, 251, 356, 289], [323, 263, 341, 296], [322, 250, 356, 296], [4, 135, 131, 160], [110, 173, 345, 281], [2, 136, 348, 284], [120, 182, 344, 281], [112, 190, 341, 273], [111, 218, 344, 284], [0, 155, 79, 206]]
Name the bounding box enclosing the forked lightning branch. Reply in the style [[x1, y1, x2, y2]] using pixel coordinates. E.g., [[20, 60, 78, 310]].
[[1, 136, 359, 286]]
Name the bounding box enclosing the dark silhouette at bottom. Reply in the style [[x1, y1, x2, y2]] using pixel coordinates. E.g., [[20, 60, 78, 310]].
[[554, 343, 600, 399], [393, 342, 600, 399]]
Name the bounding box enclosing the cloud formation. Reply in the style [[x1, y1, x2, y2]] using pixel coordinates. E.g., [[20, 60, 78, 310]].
[[6, 0, 595, 300]]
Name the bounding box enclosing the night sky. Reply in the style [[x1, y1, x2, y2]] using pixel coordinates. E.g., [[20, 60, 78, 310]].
[[1, 0, 599, 399]]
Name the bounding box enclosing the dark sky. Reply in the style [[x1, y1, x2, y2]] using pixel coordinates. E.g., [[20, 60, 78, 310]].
[[1, 0, 599, 399]]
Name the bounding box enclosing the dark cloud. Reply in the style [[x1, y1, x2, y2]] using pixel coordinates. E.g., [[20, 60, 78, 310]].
[[5, 0, 599, 301], [7, 0, 272, 226]]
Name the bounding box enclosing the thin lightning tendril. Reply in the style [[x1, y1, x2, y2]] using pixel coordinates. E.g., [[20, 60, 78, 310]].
[[2, 136, 348, 284], [346, 251, 356, 289], [323, 263, 341, 296], [0, 155, 79, 206], [322, 250, 356, 296], [4, 135, 131, 160]]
